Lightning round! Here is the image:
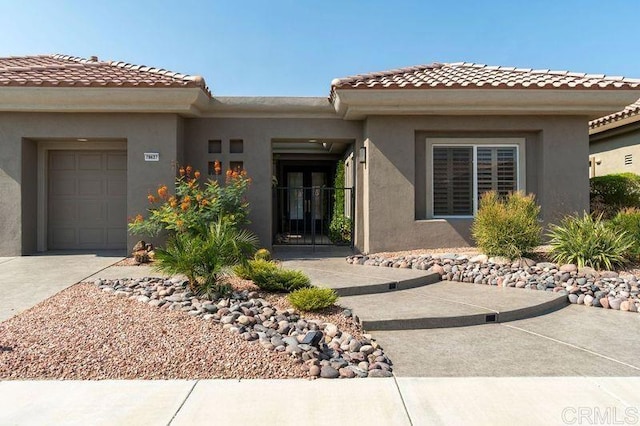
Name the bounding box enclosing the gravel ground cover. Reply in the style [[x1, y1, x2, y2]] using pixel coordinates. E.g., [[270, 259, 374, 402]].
[[0, 277, 390, 380]]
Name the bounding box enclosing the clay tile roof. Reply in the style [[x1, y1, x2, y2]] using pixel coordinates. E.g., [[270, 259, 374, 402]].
[[0, 54, 210, 96], [330, 62, 640, 100], [589, 99, 640, 130]]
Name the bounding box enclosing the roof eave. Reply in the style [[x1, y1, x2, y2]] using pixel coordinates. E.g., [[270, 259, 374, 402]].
[[589, 112, 640, 135], [0, 86, 208, 116], [331, 88, 640, 120]]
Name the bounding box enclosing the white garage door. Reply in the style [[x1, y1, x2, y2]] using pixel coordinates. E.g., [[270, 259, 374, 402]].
[[48, 150, 127, 250]]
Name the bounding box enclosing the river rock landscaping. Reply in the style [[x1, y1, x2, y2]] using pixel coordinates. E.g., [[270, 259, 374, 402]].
[[347, 253, 640, 314], [94, 276, 393, 379]]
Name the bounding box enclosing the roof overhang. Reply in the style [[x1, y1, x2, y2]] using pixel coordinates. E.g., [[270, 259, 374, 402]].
[[203, 96, 336, 118], [332, 89, 640, 120], [589, 113, 640, 135], [0, 86, 210, 116]]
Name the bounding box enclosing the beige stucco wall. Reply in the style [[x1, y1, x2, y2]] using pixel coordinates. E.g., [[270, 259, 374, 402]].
[[183, 117, 363, 248], [0, 112, 181, 255], [0, 110, 591, 257], [590, 126, 640, 176], [362, 115, 590, 253]]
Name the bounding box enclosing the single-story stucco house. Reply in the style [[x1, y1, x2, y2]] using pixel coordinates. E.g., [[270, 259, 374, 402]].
[[1, 54, 640, 256], [589, 99, 640, 177]]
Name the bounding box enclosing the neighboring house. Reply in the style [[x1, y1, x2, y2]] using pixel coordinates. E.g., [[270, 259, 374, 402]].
[[1, 54, 639, 256], [589, 100, 640, 177]]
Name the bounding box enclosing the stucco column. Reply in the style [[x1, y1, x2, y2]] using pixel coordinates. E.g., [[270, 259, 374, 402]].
[[537, 117, 590, 224]]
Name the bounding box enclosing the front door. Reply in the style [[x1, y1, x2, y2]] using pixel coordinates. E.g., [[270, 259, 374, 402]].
[[285, 170, 329, 236]]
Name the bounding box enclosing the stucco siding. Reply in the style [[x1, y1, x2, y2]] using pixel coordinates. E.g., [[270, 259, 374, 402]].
[[590, 126, 640, 176], [183, 117, 363, 249], [362, 115, 589, 253], [0, 112, 181, 255]]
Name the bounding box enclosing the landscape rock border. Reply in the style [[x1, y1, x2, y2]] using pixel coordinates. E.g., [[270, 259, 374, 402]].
[[93, 277, 394, 379], [346, 254, 640, 314]]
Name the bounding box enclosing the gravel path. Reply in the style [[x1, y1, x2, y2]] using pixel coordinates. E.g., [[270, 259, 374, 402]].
[[0, 283, 312, 380]]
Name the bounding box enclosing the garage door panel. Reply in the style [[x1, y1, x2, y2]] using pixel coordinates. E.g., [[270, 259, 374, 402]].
[[51, 228, 76, 248], [49, 152, 75, 170], [48, 150, 127, 250], [107, 200, 126, 225], [78, 178, 104, 196], [107, 178, 126, 196], [107, 153, 127, 171], [49, 199, 77, 223], [78, 201, 105, 222], [78, 228, 105, 245], [78, 154, 103, 171], [49, 176, 77, 196]]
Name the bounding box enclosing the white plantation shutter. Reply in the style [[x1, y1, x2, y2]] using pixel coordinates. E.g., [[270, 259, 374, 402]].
[[476, 147, 517, 201], [433, 147, 473, 216]]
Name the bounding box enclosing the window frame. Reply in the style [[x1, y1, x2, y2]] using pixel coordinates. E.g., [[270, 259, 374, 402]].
[[427, 138, 525, 219]]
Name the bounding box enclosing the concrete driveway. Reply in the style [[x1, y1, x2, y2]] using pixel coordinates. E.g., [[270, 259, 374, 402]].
[[0, 251, 124, 322]]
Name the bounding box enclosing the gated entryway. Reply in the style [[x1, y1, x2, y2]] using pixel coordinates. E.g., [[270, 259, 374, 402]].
[[274, 184, 354, 246], [273, 159, 354, 247]]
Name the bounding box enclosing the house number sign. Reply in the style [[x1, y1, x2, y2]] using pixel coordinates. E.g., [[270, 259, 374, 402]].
[[144, 152, 160, 162]]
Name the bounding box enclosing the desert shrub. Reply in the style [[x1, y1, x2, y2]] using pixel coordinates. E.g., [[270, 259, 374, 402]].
[[548, 212, 632, 270], [233, 258, 278, 280], [128, 166, 251, 237], [471, 191, 541, 259], [153, 219, 258, 296], [590, 173, 640, 218], [609, 208, 640, 260], [329, 160, 352, 244], [288, 287, 338, 311], [251, 266, 312, 293], [254, 248, 272, 261]]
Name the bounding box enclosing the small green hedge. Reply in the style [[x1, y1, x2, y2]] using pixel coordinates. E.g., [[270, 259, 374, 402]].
[[471, 191, 541, 259], [609, 208, 640, 260], [234, 259, 311, 292], [288, 287, 338, 311], [590, 173, 640, 218], [233, 258, 276, 280]]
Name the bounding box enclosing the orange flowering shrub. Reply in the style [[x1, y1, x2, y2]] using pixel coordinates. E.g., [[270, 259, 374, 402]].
[[128, 165, 251, 236]]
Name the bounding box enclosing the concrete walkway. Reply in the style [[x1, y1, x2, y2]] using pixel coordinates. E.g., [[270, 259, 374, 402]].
[[3, 249, 640, 425], [0, 251, 125, 321], [1, 377, 639, 426]]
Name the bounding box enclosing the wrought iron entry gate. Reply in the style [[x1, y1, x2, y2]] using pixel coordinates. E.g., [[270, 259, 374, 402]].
[[274, 186, 354, 247]]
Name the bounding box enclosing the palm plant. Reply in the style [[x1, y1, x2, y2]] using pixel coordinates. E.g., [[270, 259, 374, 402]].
[[154, 219, 258, 297]]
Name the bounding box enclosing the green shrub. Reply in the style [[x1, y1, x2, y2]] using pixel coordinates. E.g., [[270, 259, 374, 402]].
[[471, 191, 542, 259], [329, 160, 352, 244], [609, 208, 640, 260], [590, 173, 640, 218], [254, 248, 272, 261], [548, 212, 632, 270], [154, 219, 258, 296], [233, 259, 310, 292], [251, 267, 312, 293], [288, 287, 338, 311], [233, 258, 277, 280]]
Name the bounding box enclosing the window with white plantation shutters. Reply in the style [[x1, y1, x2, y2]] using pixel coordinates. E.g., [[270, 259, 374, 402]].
[[433, 147, 473, 216], [476, 147, 517, 201], [432, 144, 519, 217]]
